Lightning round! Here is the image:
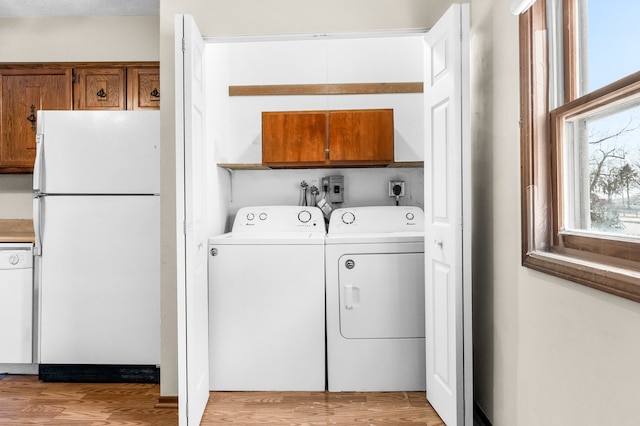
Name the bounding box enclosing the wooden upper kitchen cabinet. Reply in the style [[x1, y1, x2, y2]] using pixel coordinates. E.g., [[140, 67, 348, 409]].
[[73, 65, 160, 111], [73, 67, 126, 110], [262, 109, 394, 167], [0, 62, 159, 173], [328, 109, 393, 164], [0, 68, 72, 173], [262, 111, 328, 165], [127, 67, 160, 110]]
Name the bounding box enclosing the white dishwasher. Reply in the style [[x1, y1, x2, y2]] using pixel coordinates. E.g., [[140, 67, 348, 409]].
[[0, 243, 33, 363]]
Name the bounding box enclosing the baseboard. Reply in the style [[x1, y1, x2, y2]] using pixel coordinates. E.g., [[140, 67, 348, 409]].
[[155, 396, 179, 409], [474, 401, 493, 426], [0, 363, 39, 375], [38, 364, 160, 383]]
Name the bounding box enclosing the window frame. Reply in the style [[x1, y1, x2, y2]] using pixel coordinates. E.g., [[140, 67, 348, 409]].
[[520, 0, 640, 303]]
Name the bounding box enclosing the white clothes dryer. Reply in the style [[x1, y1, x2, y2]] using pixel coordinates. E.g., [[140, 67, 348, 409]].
[[325, 206, 425, 391], [208, 205, 325, 391]]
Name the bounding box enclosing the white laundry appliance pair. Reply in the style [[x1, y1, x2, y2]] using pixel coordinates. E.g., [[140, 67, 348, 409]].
[[207, 205, 425, 392]]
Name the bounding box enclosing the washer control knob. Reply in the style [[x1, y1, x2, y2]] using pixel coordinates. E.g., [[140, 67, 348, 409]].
[[246, 213, 255, 221], [298, 210, 312, 223], [259, 212, 268, 221], [406, 212, 415, 221], [341, 211, 355, 225], [8, 254, 20, 265]]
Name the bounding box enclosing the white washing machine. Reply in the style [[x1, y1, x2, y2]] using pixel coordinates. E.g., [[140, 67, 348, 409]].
[[208, 205, 326, 391], [325, 206, 425, 391]]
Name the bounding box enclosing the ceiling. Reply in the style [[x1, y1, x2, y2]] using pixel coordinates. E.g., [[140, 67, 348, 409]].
[[0, 0, 159, 17]]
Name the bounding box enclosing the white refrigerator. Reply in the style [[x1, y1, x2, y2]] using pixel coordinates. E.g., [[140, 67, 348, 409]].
[[33, 110, 160, 368]]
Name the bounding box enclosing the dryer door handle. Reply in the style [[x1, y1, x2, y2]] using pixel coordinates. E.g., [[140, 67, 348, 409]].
[[343, 285, 360, 309]]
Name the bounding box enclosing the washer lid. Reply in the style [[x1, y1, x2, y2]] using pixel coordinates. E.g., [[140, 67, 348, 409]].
[[209, 232, 325, 245]]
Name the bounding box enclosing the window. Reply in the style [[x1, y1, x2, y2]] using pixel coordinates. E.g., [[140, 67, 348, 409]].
[[520, 0, 640, 302]]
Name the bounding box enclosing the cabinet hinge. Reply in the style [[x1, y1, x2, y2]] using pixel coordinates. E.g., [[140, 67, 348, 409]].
[[72, 74, 78, 83]]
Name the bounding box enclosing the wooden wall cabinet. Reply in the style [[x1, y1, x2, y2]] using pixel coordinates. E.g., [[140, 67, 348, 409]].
[[0, 68, 72, 172], [73, 66, 160, 111], [262, 109, 394, 167], [262, 111, 327, 165], [127, 67, 160, 110], [0, 63, 159, 173], [73, 68, 126, 110], [328, 109, 394, 164]]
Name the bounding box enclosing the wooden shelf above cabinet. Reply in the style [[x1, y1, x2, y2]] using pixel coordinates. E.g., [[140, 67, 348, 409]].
[[229, 82, 423, 97]]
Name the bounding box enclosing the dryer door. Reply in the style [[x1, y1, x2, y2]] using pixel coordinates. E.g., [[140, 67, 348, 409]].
[[338, 252, 425, 339]]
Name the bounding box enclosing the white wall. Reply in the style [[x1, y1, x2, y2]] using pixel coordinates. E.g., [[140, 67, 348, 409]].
[[0, 16, 159, 62], [210, 36, 425, 164], [226, 167, 424, 229], [0, 15, 159, 219], [471, 1, 640, 425]]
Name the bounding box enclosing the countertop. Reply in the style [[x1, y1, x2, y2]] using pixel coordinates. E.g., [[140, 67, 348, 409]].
[[0, 219, 35, 243]]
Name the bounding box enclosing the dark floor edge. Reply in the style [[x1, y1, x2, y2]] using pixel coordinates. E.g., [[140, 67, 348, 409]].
[[474, 401, 493, 426], [155, 395, 179, 409], [39, 364, 159, 383]]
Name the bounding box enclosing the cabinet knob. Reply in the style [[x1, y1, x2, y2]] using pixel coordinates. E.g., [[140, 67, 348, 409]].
[[150, 88, 160, 98], [96, 88, 107, 98]]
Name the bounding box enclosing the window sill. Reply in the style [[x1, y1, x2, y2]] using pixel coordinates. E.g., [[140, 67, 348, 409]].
[[523, 250, 640, 302]]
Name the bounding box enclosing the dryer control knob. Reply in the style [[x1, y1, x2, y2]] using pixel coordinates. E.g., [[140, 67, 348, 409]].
[[246, 213, 255, 221], [259, 213, 268, 221], [341, 211, 355, 225], [406, 212, 415, 221], [298, 210, 312, 223], [8, 254, 20, 265]]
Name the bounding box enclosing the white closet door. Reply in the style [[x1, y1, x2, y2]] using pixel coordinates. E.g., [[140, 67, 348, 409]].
[[176, 13, 210, 426], [423, 4, 472, 425]]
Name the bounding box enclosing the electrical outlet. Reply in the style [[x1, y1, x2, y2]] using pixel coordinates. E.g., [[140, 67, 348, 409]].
[[321, 177, 330, 193], [389, 181, 405, 197], [328, 176, 344, 203]]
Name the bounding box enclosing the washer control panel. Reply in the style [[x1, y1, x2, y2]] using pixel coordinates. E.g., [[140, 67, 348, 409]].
[[328, 206, 424, 234], [232, 206, 325, 232]]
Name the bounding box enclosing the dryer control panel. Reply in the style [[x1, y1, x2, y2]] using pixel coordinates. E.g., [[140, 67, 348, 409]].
[[232, 205, 325, 233], [328, 206, 424, 234]]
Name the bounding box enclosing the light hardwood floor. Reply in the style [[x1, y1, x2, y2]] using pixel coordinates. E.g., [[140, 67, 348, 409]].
[[203, 390, 445, 425], [0, 375, 176, 425], [0, 374, 445, 425]]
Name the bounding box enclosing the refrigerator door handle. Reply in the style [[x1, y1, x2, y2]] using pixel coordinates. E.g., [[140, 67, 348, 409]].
[[33, 133, 44, 193], [33, 196, 42, 256]]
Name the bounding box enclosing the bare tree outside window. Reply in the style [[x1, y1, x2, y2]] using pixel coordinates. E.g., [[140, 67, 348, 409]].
[[581, 106, 640, 235]]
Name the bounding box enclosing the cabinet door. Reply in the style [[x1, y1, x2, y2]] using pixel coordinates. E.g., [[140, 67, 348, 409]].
[[262, 111, 327, 165], [0, 69, 72, 173], [127, 67, 160, 110], [73, 68, 125, 110], [329, 109, 394, 164]]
